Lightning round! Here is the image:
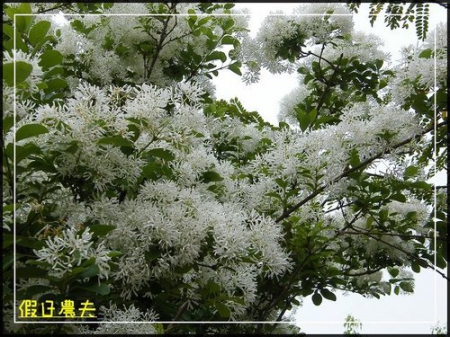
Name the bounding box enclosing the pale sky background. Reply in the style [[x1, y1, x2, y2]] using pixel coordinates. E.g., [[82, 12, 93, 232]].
[[213, 3, 448, 334]]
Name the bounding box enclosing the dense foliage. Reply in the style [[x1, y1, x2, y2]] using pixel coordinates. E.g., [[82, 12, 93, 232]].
[[2, 2, 447, 334]]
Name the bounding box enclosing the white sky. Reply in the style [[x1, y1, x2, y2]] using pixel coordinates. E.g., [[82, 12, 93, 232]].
[[213, 3, 448, 334]]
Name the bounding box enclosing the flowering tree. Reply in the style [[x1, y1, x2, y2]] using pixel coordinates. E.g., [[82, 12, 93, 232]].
[[2, 2, 447, 334]]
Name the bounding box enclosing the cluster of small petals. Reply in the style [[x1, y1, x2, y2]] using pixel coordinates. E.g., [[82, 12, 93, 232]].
[[34, 227, 111, 279], [390, 24, 447, 106], [77, 303, 159, 334], [293, 3, 353, 44], [321, 30, 389, 64]]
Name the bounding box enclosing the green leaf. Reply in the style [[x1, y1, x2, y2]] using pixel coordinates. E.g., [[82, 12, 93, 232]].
[[265, 191, 282, 201], [201, 171, 224, 182], [275, 178, 288, 189], [387, 267, 399, 278], [16, 123, 48, 142], [147, 148, 175, 161], [16, 142, 42, 163], [205, 51, 227, 63], [3, 234, 14, 249], [38, 50, 63, 70], [175, 264, 193, 274], [145, 249, 160, 262], [321, 288, 337, 301], [379, 208, 389, 222], [198, 16, 212, 26], [3, 23, 14, 39], [411, 181, 432, 191], [3, 116, 14, 134], [79, 264, 100, 278], [3, 254, 14, 271], [215, 302, 230, 318], [16, 267, 49, 278], [390, 193, 406, 203], [374, 59, 383, 69], [295, 107, 310, 132], [228, 62, 242, 75], [3, 61, 33, 86], [399, 281, 414, 292], [419, 49, 432, 59], [312, 292, 322, 306], [222, 35, 235, 45], [7, 4, 33, 33], [394, 285, 400, 295], [23, 285, 54, 297], [44, 78, 68, 92], [436, 254, 447, 269], [89, 224, 116, 237], [411, 261, 421, 273], [79, 283, 111, 296], [97, 135, 133, 147], [404, 165, 419, 178], [349, 148, 360, 167], [223, 18, 234, 32], [108, 251, 122, 258], [29, 20, 51, 47], [309, 108, 317, 124]]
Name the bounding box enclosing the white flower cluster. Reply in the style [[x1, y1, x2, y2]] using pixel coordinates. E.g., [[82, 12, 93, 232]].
[[3, 49, 43, 95], [278, 29, 390, 126], [294, 3, 353, 44], [319, 30, 389, 64], [249, 100, 422, 210], [390, 23, 447, 106], [28, 84, 142, 192], [278, 85, 310, 124], [355, 270, 383, 287], [206, 114, 265, 155], [104, 180, 291, 300], [385, 199, 431, 234], [52, 3, 248, 91], [76, 303, 159, 334], [15, 80, 290, 306], [2, 84, 14, 117], [34, 226, 111, 279], [240, 4, 353, 80]]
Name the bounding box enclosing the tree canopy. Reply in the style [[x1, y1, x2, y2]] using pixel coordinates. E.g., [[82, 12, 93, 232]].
[[2, 2, 447, 335]]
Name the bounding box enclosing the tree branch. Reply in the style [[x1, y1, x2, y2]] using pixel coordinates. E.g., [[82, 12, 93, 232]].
[[344, 229, 447, 242], [347, 228, 449, 281], [268, 211, 363, 322], [165, 300, 189, 333], [275, 120, 447, 224]]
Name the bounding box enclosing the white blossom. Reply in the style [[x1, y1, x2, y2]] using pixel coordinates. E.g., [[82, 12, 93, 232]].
[[34, 226, 111, 279]]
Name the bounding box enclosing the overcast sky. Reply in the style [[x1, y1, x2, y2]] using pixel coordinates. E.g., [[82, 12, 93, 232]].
[[213, 3, 448, 334]]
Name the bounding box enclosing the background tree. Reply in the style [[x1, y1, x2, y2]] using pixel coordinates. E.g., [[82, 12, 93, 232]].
[[347, 1, 449, 41], [2, 2, 447, 334], [343, 314, 363, 335]]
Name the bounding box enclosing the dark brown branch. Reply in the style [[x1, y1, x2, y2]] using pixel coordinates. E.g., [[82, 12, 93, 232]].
[[145, 3, 177, 80], [343, 265, 385, 277], [315, 53, 343, 118], [35, 3, 73, 14]]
